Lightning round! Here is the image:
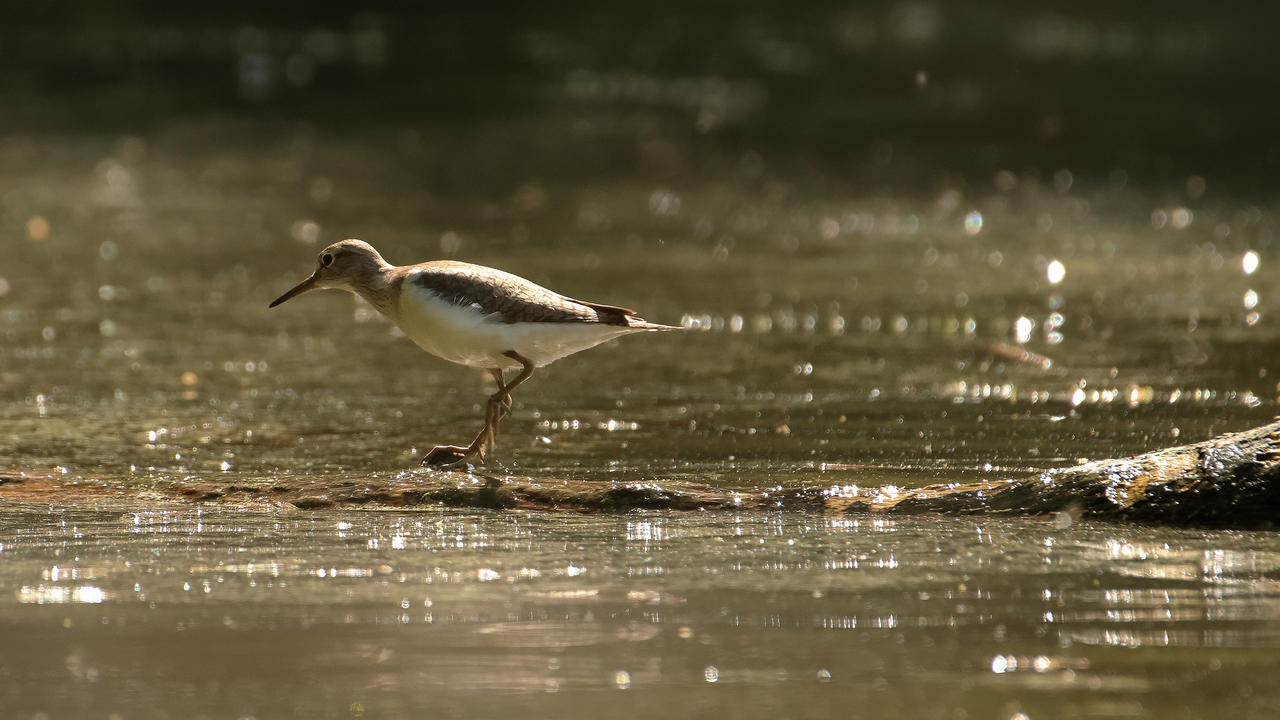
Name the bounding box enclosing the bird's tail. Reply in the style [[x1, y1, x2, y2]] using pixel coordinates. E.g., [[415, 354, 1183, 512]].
[[626, 316, 684, 331]]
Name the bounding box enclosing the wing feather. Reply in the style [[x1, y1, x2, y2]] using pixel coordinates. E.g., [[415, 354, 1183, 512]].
[[409, 262, 634, 326]]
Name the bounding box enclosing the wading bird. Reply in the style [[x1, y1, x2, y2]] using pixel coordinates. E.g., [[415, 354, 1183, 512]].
[[270, 239, 679, 468]]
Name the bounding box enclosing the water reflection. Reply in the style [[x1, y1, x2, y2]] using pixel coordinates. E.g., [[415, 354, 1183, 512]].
[[17, 585, 108, 604]]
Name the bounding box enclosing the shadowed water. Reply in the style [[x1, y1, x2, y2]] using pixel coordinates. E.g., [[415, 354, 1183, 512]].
[[4, 4, 1280, 718]]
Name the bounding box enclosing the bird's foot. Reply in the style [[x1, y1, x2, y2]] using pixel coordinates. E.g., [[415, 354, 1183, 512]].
[[421, 444, 480, 469]]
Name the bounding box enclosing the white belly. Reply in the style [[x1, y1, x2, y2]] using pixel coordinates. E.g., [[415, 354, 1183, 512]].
[[394, 281, 639, 369]]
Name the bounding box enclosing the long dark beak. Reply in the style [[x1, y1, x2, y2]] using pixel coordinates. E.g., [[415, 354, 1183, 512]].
[[269, 271, 320, 308]]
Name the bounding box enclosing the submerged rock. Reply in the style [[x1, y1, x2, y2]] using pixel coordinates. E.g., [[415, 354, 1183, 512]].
[[3, 421, 1278, 527]]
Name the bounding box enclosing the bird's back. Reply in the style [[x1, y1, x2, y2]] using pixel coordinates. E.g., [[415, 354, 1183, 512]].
[[390, 261, 676, 369], [403, 261, 658, 327]]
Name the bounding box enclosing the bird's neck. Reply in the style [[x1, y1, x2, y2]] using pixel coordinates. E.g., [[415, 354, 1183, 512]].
[[350, 264, 402, 317]]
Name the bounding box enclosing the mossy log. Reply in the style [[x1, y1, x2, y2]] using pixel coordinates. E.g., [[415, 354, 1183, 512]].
[[3, 420, 1278, 527], [822, 419, 1280, 526]]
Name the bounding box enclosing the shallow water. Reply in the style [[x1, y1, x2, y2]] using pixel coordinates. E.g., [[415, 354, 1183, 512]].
[[3, 127, 1274, 485], [4, 6, 1280, 717], [4, 125, 1278, 718], [5, 505, 1280, 719]]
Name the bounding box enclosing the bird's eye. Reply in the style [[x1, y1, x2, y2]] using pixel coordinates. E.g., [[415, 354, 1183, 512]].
[[320, 253, 334, 267]]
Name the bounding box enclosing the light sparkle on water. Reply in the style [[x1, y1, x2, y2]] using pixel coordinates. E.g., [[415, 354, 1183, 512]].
[[1243, 250, 1260, 275], [1046, 259, 1065, 284], [963, 210, 983, 235]]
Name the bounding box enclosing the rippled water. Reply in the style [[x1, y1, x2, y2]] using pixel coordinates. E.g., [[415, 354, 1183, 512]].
[[4, 6, 1280, 716], [3, 124, 1278, 718], [3, 128, 1274, 481], [5, 505, 1280, 718]]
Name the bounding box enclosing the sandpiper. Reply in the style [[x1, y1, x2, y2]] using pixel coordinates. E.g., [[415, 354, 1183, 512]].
[[269, 239, 679, 468]]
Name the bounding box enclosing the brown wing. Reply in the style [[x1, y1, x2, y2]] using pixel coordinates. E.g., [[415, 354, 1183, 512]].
[[409, 261, 633, 326], [570, 299, 638, 325]]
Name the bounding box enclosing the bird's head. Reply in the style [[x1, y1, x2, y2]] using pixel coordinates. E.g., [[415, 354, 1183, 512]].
[[269, 239, 390, 307]]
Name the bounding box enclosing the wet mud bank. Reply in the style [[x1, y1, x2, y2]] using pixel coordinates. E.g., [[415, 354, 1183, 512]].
[[4, 421, 1279, 528]]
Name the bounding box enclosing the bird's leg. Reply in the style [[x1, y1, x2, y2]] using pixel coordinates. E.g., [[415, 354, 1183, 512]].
[[488, 369, 512, 419], [482, 352, 534, 451], [422, 352, 535, 469]]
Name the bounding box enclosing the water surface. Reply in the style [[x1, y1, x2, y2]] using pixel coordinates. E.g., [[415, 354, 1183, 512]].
[[5, 505, 1280, 719], [3, 6, 1280, 716]]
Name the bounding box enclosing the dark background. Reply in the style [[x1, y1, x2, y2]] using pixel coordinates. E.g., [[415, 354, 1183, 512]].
[[3, 1, 1277, 198]]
